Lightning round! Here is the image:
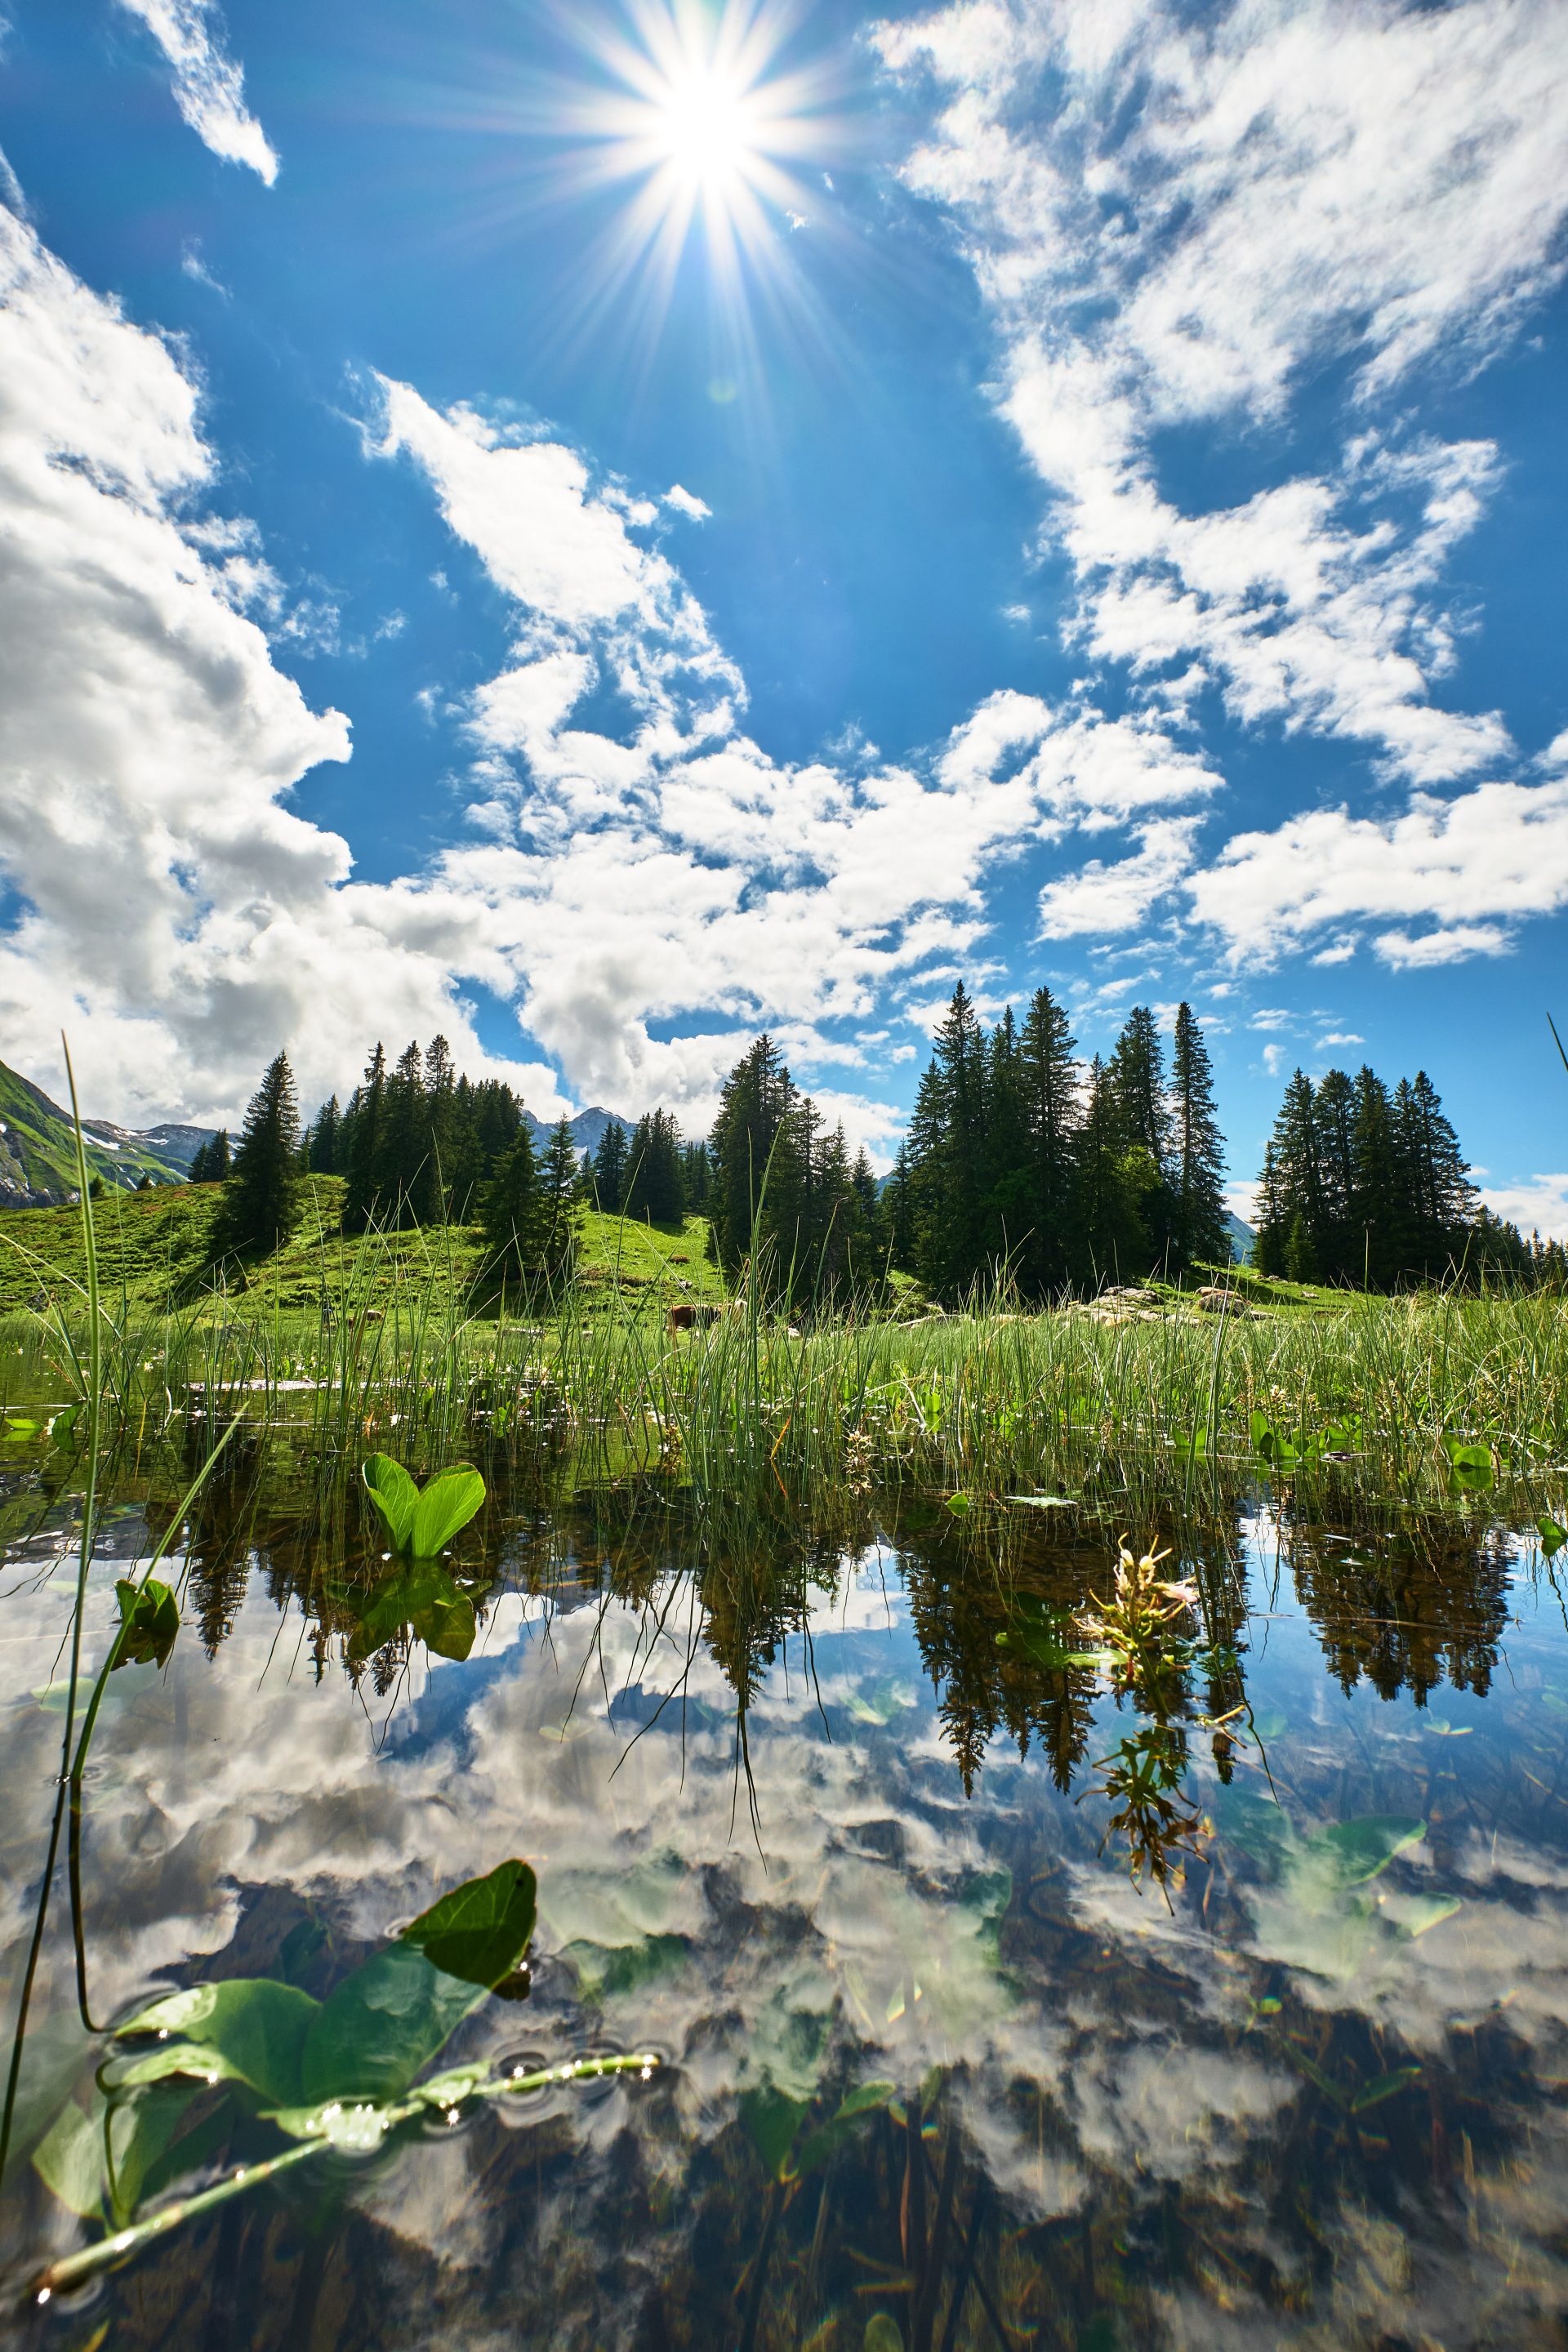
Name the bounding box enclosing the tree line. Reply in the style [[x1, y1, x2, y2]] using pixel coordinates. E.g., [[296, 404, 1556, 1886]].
[[197, 1004, 1550, 1299], [1253, 1062, 1555, 1286]]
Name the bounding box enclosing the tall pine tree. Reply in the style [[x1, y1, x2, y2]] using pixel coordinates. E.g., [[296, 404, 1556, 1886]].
[[1169, 1004, 1227, 1271], [222, 1054, 301, 1254]]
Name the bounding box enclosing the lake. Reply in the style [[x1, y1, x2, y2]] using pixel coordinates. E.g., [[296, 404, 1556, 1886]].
[[2, 1431, 1566, 2350]]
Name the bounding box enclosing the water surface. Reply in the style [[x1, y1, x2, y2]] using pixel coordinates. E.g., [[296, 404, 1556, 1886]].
[[3, 1441, 1568, 2350]]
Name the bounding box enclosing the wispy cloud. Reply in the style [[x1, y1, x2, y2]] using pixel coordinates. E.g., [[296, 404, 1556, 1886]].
[[876, 0, 1568, 960], [117, 0, 278, 184]]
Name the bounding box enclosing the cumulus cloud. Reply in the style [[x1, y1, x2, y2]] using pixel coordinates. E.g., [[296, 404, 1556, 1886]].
[[1187, 777, 1568, 968], [876, 0, 1568, 949], [1477, 1175, 1568, 1243], [368, 380, 1221, 1126], [0, 199, 575, 1124], [116, 0, 278, 184]]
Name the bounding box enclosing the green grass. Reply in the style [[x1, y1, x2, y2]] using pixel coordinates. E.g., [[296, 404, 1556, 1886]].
[[2, 1180, 1564, 1521]]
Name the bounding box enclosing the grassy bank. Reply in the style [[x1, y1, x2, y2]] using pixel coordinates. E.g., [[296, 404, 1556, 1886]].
[[1, 1227, 1563, 1520]]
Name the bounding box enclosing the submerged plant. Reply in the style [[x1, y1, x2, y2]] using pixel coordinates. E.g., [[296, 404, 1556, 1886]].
[[362, 1452, 485, 1557], [1079, 1537, 1199, 1702]]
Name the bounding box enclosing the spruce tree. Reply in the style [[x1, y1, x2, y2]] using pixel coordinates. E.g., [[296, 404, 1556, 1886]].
[[591, 1119, 630, 1214], [1108, 1007, 1174, 1266], [623, 1109, 685, 1225], [1018, 986, 1080, 1296], [984, 1006, 1031, 1277], [1169, 1003, 1227, 1272], [1252, 1141, 1286, 1276], [1351, 1067, 1401, 1287], [907, 982, 991, 1300], [1313, 1070, 1358, 1281], [1071, 1056, 1155, 1286], [479, 1127, 546, 1294], [223, 1053, 302, 1254], [307, 1095, 341, 1175], [344, 1045, 387, 1234], [707, 1036, 801, 1277], [537, 1119, 581, 1279]]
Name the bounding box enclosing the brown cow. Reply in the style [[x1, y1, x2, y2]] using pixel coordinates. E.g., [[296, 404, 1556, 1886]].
[[668, 1303, 724, 1332]]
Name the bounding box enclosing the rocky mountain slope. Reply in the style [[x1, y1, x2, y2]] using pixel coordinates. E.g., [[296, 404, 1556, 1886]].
[[0, 1060, 211, 1208]]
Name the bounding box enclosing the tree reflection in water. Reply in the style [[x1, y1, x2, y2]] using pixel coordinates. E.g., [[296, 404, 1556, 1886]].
[[2, 1436, 1565, 2348]]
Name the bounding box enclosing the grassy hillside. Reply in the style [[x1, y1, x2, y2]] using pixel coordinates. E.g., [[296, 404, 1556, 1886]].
[[0, 1176, 726, 1321], [0, 1058, 189, 1205]]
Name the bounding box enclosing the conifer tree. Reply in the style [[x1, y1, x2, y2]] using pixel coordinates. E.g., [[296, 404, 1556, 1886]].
[[879, 1142, 916, 1270], [707, 1036, 801, 1278], [1018, 986, 1080, 1296], [306, 1095, 341, 1175], [1169, 1003, 1227, 1271], [984, 1006, 1031, 1276], [623, 1109, 685, 1224], [907, 982, 991, 1300], [223, 1053, 302, 1254], [189, 1129, 230, 1184], [591, 1119, 630, 1214], [537, 1118, 581, 1279], [1108, 1007, 1174, 1267], [344, 1044, 387, 1234], [479, 1126, 546, 1294], [1071, 1056, 1155, 1286], [1252, 1142, 1286, 1276]]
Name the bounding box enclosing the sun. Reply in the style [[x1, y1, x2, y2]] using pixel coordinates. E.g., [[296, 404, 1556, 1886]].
[[648, 61, 762, 193]]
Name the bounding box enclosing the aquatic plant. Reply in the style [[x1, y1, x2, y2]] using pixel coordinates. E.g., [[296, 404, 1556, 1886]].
[[361, 1450, 485, 1556]]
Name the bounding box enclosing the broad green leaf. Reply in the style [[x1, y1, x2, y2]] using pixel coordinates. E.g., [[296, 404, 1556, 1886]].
[[50, 1405, 80, 1446], [114, 1577, 179, 1669], [944, 1492, 971, 1517], [1380, 1891, 1461, 1939], [5, 1416, 41, 1440], [0, 2007, 92, 2189], [864, 2318, 906, 2352], [1539, 1517, 1568, 1559], [114, 2041, 246, 2089], [401, 1859, 537, 1991], [116, 1979, 319, 2108], [299, 1944, 483, 2105], [1443, 1437, 1494, 1492], [105, 2080, 209, 2226], [362, 1454, 418, 1551], [740, 2083, 810, 2179], [408, 1465, 485, 1558]]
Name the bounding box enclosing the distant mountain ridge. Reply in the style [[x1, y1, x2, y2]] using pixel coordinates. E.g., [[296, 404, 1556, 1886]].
[[0, 1059, 212, 1208], [520, 1105, 626, 1155]]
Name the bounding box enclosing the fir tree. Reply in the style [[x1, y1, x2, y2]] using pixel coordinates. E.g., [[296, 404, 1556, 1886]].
[[478, 1127, 546, 1294], [310, 1095, 342, 1175], [1018, 985, 1080, 1296], [1169, 1003, 1227, 1271], [343, 1044, 387, 1234], [707, 1036, 801, 1278], [907, 982, 991, 1300], [223, 1053, 302, 1254], [624, 1109, 685, 1225], [1108, 1007, 1174, 1267], [189, 1129, 230, 1183], [591, 1119, 630, 1214], [537, 1119, 581, 1280], [1072, 1056, 1155, 1286]]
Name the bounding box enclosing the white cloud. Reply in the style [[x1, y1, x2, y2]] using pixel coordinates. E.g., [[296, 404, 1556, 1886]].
[[1479, 1176, 1568, 1242], [116, 0, 278, 185], [1315, 1031, 1364, 1049], [1187, 778, 1568, 966], [876, 0, 1568, 950], [662, 483, 710, 520], [1038, 818, 1200, 938], [0, 198, 576, 1125]]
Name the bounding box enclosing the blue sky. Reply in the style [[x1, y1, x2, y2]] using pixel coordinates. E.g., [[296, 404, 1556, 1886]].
[[1, 0, 1566, 1227]]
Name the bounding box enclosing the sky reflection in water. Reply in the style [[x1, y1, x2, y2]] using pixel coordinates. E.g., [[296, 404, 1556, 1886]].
[[3, 1463, 1568, 2349]]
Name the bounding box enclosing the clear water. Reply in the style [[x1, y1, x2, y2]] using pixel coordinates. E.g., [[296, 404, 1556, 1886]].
[[4, 1440, 1568, 2350]]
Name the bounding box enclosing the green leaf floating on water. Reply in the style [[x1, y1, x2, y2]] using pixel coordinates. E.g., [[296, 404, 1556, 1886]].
[[1538, 1517, 1568, 1559], [400, 1858, 537, 1990], [114, 1576, 179, 1669], [740, 2083, 811, 2179], [114, 1860, 538, 2114], [363, 1454, 486, 1557], [116, 1979, 320, 2107], [945, 1492, 971, 1517]]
